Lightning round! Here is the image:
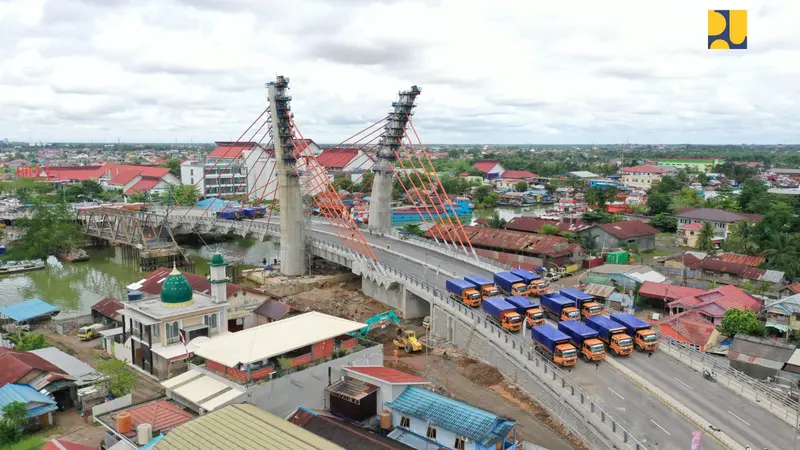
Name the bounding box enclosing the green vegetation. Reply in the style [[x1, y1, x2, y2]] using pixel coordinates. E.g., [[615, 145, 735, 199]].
[[514, 181, 528, 192], [399, 223, 423, 236], [696, 222, 716, 252], [166, 184, 200, 206], [164, 158, 182, 177], [1, 435, 45, 450], [720, 309, 765, 338], [9, 333, 49, 351], [5, 200, 83, 260], [0, 401, 27, 446], [486, 211, 507, 229], [539, 223, 559, 235], [97, 359, 136, 398]]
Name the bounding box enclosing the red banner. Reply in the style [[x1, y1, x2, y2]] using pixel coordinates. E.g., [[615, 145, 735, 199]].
[[691, 430, 702, 450]]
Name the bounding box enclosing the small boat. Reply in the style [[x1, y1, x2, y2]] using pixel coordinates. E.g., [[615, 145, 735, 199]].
[[0, 259, 45, 274], [56, 248, 90, 263]]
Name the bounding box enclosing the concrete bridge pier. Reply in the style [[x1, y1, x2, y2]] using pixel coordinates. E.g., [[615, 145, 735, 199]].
[[268, 76, 306, 276], [361, 275, 430, 319]]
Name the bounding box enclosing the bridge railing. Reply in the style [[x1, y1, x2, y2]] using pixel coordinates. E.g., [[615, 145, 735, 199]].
[[384, 228, 513, 272], [311, 238, 649, 450], [660, 335, 799, 425]]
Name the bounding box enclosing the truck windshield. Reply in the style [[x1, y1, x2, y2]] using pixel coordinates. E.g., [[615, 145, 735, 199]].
[[468, 293, 481, 300], [588, 305, 603, 314], [643, 334, 658, 342], [589, 344, 605, 353], [617, 338, 633, 347], [486, 288, 499, 296], [567, 311, 581, 319], [559, 348, 577, 358], [78, 327, 89, 334], [509, 315, 522, 323], [531, 312, 544, 320]]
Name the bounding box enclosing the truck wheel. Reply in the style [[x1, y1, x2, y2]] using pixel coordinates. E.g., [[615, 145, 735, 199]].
[[405, 344, 412, 353]]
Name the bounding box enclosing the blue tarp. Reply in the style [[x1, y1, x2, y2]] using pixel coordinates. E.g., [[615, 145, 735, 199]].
[[0, 298, 58, 323], [196, 198, 242, 212]]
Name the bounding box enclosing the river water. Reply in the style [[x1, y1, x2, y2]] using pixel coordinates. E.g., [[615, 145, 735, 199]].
[[0, 238, 280, 319]]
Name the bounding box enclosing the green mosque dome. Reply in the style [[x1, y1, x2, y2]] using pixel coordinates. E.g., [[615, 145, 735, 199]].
[[160, 266, 193, 305], [210, 253, 225, 267]]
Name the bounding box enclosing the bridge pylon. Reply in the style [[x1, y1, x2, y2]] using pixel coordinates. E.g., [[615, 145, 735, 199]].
[[267, 76, 306, 276], [368, 85, 421, 233]]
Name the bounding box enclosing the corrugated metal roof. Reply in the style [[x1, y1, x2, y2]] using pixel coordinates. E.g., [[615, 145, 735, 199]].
[[0, 383, 56, 412], [253, 299, 292, 321], [426, 225, 581, 258], [326, 376, 378, 401], [91, 297, 124, 319], [0, 347, 70, 386], [0, 298, 58, 322], [30, 347, 104, 385], [289, 409, 414, 450], [596, 220, 660, 240], [762, 270, 786, 283], [582, 283, 616, 299], [637, 281, 705, 301], [387, 386, 515, 446], [193, 312, 365, 368], [154, 404, 344, 450], [344, 366, 430, 385], [718, 253, 766, 267]]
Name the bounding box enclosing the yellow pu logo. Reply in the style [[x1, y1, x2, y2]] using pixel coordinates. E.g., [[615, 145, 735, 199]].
[[708, 10, 747, 49]]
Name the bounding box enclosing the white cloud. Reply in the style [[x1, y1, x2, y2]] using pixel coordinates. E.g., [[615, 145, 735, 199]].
[[0, 0, 797, 144]]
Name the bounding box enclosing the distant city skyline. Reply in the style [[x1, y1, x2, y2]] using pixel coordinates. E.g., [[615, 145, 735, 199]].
[[1, 1, 798, 145]]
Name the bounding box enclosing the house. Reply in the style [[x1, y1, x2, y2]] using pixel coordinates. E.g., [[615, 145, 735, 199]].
[[727, 335, 795, 380], [30, 347, 105, 391], [152, 404, 343, 450], [580, 220, 660, 251], [763, 295, 800, 336], [130, 254, 267, 332], [655, 310, 719, 351], [104, 165, 179, 195], [769, 168, 800, 181], [621, 165, 667, 189], [316, 148, 374, 175], [636, 281, 705, 307], [253, 298, 292, 325], [656, 158, 724, 173], [717, 252, 766, 267], [504, 216, 590, 236], [665, 284, 762, 319], [91, 297, 124, 327], [343, 366, 431, 417], [96, 399, 196, 447], [780, 282, 800, 298], [180, 141, 276, 200], [0, 384, 58, 430], [661, 252, 785, 288], [495, 170, 537, 190], [0, 348, 75, 408], [567, 171, 598, 179], [472, 160, 505, 179], [118, 265, 229, 379], [584, 264, 666, 290], [385, 386, 516, 450], [289, 408, 413, 450], [676, 208, 763, 248]]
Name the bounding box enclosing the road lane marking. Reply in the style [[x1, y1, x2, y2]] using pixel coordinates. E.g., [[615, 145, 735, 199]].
[[607, 387, 625, 400], [673, 377, 694, 390], [650, 419, 672, 436], [727, 410, 751, 427]]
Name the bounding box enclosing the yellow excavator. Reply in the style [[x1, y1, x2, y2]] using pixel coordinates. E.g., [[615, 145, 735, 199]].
[[393, 329, 423, 353]]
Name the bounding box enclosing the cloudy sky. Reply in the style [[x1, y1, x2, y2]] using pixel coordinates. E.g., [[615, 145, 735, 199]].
[[1, 0, 796, 145]]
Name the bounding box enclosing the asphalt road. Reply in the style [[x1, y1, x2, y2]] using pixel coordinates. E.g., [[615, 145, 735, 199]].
[[174, 211, 789, 448]]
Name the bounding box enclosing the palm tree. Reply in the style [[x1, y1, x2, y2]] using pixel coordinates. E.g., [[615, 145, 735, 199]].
[[697, 222, 716, 251], [486, 211, 507, 229], [400, 223, 423, 237]]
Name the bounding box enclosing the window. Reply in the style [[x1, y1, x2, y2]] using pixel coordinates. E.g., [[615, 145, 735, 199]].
[[454, 436, 466, 450], [426, 425, 437, 440], [165, 321, 180, 343], [151, 324, 160, 338], [204, 313, 218, 329], [399, 416, 410, 428], [190, 169, 194, 176]]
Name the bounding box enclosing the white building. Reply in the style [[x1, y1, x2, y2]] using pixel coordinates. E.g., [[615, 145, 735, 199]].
[[181, 141, 277, 200], [621, 165, 667, 189]]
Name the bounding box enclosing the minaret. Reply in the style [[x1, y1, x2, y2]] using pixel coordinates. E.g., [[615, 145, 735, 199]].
[[209, 253, 229, 304]]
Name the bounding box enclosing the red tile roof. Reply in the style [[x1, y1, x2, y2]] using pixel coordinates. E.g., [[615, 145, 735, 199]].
[[718, 253, 766, 267], [681, 222, 703, 230], [209, 141, 260, 159], [621, 165, 667, 174], [111, 400, 195, 437], [345, 366, 430, 384], [139, 267, 242, 298], [316, 148, 359, 170], [91, 297, 124, 320], [0, 348, 70, 386], [108, 165, 170, 187], [42, 165, 105, 182], [667, 284, 762, 316], [637, 281, 705, 302], [124, 176, 161, 194], [656, 310, 716, 349], [787, 282, 800, 295], [500, 170, 537, 180], [425, 224, 582, 258], [505, 216, 590, 234], [595, 220, 660, 240], [42, 440, 97, 450], [473, 160, 500, 174]]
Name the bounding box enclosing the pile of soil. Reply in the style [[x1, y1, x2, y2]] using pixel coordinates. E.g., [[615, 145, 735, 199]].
[[458, 356, 503, 387], [284, 285, 386, 321]]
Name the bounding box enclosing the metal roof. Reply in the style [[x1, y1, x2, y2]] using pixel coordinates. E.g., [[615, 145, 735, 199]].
[[161, 369, 246, 413], [387, 386, 515, 446], [582, 283, 616, 299], [344, 366, 429, 385], [154, 404, 345, 450], [193, 312, 365, 368], [0, 298, 58, 322], [30, 347, 105, 386], [102, 400, 195, 438], [0, 384, 57, 419], [326, 376, 378, 402]]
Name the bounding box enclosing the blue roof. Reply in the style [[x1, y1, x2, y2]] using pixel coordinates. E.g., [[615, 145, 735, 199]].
[[0, 298, 58, 323], [0, 384, 57, 418], [195, 198, 242, 211], [387, 386, 515, 446]]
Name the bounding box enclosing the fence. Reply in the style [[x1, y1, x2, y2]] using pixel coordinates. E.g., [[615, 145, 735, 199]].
[[659, 335, 799, 426]]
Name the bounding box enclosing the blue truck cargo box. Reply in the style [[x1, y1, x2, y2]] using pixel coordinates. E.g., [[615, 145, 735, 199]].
[[482, 296, 516, 318], [540, 293, 574, 313], [505, 295, 538, 313], [560, 288, 594, 302], [558, 320, 598, 344], [610, 313, 651, 333], [446, 279, 474, 295], [464, 275, 493, 288], [510, 268, 541, 284], [531, 325, 570, 352], [585, 316, 626, 339], [494, 272, 524, 291]]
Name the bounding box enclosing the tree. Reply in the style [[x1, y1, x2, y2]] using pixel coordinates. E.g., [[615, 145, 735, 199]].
[[13, 332, 49, 351], [0, 401, 26, 446], [472, 185, 491, 204], [400, 223, 423, 237], [7, 199, 83, 259], [165, 159, 182, 177], [738, 179, 769, 212], [467, 167, 483, 177], [486, 211, 507, 229], [649, 213, 677, 232], [514, 181, 528, 192], [670, 188, 704, 211], [166, 184, 199, 206], [539, 223, 559, 235], [697, 222, 716, 251], [720, 309, 765, 337], [97, 359, 136, 398]]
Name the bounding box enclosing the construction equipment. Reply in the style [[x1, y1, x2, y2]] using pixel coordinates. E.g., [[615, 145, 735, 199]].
[[352, 310, 401, 338], [394, 330, 423, 353], [422, 316, 431, 330]]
